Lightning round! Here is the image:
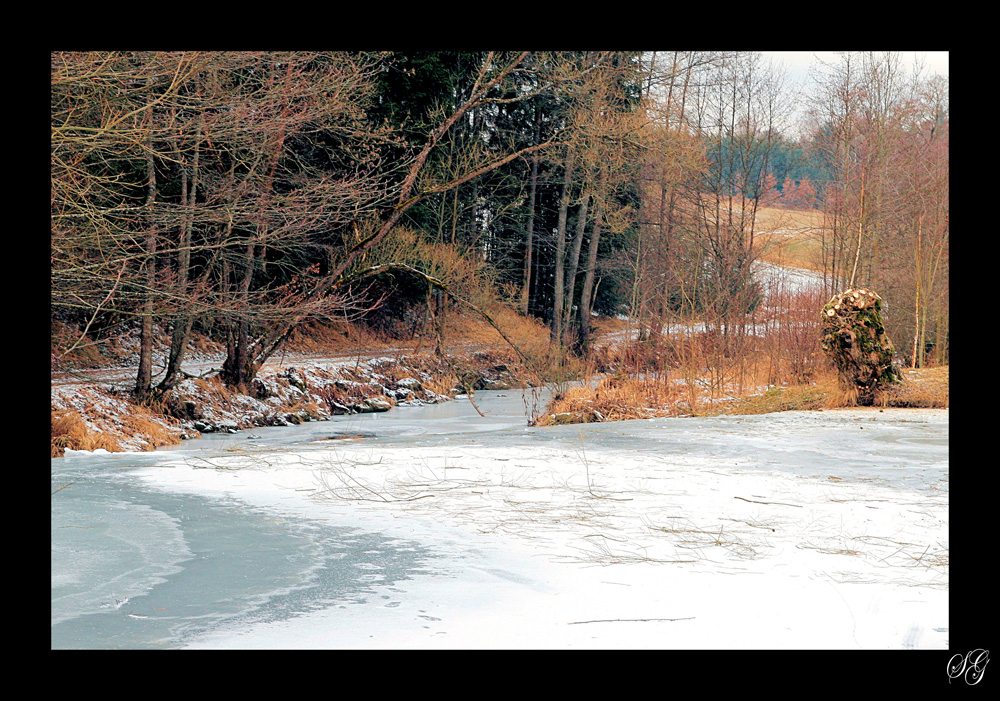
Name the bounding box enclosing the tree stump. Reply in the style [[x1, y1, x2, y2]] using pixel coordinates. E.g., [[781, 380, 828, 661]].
[[820, 288, 902, 405]]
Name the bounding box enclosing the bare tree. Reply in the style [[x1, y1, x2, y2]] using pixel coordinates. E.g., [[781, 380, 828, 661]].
[[52, 52, 393, 393], [807, 52, 949, 366], [219, 51, 604, 386], [52, 51, 205, 397], [629, 51, 788, 348]]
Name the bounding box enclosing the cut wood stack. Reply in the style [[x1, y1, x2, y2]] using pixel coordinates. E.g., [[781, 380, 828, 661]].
[[820, 288, 902, 405]]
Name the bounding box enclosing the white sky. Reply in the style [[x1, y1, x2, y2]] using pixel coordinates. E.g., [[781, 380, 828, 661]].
[[758, 52, 948, 135], [761, 51, 949, 89]]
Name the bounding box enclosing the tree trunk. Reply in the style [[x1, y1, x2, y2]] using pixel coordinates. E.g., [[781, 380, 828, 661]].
[[551, 149, 574, 347], [221, 242, 257, 389], [577, 189, 605, 355], [135, 138, 158, 402], [520, 110, 541, 315], [159, 122, 201, 392], [562, 187, 590, 348]]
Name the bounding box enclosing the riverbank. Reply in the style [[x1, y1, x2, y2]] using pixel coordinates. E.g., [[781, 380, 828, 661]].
[[533, 362, 948, 427], [51, 346, 532, 458], [51, 310, 948, 457], [50, 303, 559, 459], [51, 342, 948, 458]]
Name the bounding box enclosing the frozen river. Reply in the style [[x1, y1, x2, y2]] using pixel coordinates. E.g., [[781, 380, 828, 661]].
[[52, 389, 948, 649]]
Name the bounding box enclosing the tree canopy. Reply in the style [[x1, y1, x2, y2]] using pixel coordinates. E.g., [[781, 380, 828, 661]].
[[51, 50, 949, 397]]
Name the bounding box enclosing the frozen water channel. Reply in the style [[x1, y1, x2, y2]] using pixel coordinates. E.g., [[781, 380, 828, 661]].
[[51, 389, 948, 649]]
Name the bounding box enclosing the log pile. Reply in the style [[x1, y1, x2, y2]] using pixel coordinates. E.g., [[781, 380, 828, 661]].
[[820, 288, 902, 405]]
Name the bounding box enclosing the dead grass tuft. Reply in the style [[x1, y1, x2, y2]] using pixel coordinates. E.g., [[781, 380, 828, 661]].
[[885, 365, 949, 408], [119, 403, 185, 451], [51, 410, 121, 457], [534, 374, 683, 426]]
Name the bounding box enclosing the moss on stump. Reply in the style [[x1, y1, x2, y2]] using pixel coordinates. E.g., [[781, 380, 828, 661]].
[[820, 288, 902, 406]]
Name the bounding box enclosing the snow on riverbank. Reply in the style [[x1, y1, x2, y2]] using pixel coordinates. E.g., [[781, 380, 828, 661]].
[[130, 404, 948, 649], [51, 349, 524, 455]]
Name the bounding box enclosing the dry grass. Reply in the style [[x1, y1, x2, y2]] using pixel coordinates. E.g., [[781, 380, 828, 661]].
[[886, 365, 949, 408], [754, 206, 826, 234], [718, 368, 839, 415], [52, 381, 202, 458], [693, 364, 947, 415], [548, 363, 948, 423], [579, 300, 829, 418], [537, 301, 947, 424], [119, 403, 187, 450], [534, 374, 684, 425], [51, 410, 121, 457], [284, 319, 388, 355], [754, 206, 829, 273], [421, 371, 460, 398], [439, 303, 554, 371]]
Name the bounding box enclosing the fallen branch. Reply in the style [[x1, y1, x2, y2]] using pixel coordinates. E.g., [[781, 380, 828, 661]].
[[733, 496, 802, 508], [568, 617, 695, 625], [51, 481, 78, 496]]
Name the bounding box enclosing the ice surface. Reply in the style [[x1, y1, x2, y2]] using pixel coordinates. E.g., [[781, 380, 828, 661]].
[[52, 392, 948, 649]]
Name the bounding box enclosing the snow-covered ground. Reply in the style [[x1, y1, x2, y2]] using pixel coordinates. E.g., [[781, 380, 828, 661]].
[[113, 394, 948, 650], [601, 261, 826, 345], [754, 260, 826, 297]]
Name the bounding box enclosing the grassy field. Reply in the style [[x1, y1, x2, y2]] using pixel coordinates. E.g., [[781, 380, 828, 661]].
[[754, 206, 828, 272]]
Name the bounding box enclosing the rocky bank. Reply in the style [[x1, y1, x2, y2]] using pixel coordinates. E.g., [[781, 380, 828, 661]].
[[51, 349, 530, 457]]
